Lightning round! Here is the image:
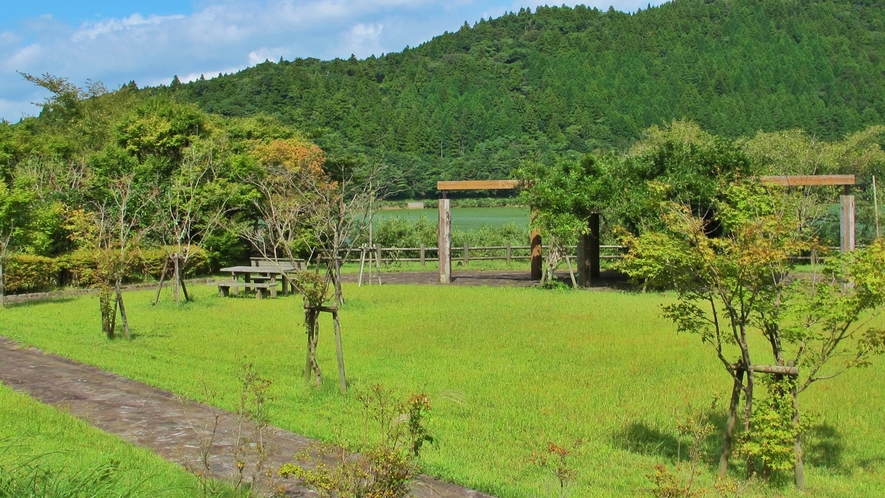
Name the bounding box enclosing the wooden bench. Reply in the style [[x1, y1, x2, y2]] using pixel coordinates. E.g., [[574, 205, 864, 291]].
[[250, 258, 305, 270], [215, 281, 278, 299]]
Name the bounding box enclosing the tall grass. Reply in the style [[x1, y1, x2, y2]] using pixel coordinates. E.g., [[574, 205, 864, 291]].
[[0, 284, 883, 497], [0, 385, 239, 497]]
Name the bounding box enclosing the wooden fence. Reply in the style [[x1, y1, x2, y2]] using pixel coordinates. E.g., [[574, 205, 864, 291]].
[[332, 244, 841, 267], [340, 244, 627, 266]]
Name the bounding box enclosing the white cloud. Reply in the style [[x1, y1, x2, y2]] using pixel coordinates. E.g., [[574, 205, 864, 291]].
[[73, 13, 185, 41], [345, 23, 385, 58]]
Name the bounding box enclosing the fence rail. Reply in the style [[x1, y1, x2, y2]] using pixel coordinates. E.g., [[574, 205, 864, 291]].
[[341, 244, 627, 266], [333, 244, 845, 267]]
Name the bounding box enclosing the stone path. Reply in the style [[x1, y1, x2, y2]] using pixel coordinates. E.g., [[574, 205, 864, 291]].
[[0, 337, 493, 497]]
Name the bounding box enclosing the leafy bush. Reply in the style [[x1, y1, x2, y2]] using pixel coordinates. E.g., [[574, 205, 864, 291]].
[[57, 246, 210, 288], [373, 216, 437, 250], [374, 216, 529, 261], [137, 246, 210, 279], [3, 255, 58, 293]]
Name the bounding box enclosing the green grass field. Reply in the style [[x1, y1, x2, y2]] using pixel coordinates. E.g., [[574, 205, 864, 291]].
[[1, 284, 883, 497], [375, 207, 529, 231], [0, 384, 240, 497]]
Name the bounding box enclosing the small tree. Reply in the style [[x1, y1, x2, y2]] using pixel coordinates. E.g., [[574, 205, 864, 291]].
[[311, 156, 387, 304], [157, 140, 234, 303], [517, 155, 606, 286], [239, 138, 348, 391], [619, 181, 885, 487], [67, 156, 155, 339]]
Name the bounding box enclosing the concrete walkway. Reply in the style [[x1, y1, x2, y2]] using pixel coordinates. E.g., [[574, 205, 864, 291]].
[[0, 337, 493, 497]]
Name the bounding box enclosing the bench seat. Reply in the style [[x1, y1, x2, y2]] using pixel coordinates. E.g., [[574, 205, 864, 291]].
[[214, 281, 278, 299]]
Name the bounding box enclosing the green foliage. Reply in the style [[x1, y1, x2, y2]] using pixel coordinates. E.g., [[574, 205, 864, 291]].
[[55, 246, 209, 289], [0, 179, 36, 253], [518, 154, 605, 245], [161, 2, 885, 197], [373, 216, 438, 249], [116, 97, 206, 163], [278, 386, 433, 498], [620, 180, 885, 485], [3, 255, 57, 293], [736, 378, 804, 478]]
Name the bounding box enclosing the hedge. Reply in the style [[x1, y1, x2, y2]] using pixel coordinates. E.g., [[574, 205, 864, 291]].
[[3, 255, 59, 293], [55, 246, 211, 289]]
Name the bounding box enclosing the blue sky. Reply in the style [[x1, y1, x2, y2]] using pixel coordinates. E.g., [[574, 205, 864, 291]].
[[0, 0, 669, 122]]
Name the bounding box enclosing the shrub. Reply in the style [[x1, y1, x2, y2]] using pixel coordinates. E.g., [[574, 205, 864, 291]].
[[137, 246, 210, 280], [57, 246, 211, 288], [3, 255, 58, 293]]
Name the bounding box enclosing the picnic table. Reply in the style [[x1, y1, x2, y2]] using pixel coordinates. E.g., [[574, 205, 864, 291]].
[[216, 265, 294, 299]]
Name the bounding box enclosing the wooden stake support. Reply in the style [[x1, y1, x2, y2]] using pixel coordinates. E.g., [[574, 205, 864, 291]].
[[304, 305, 347, 394]]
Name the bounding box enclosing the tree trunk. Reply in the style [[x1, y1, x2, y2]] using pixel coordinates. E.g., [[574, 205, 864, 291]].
[[718, 365, 745, 478], [115, 281, 131, 339], [304, 310, 314, 383], [100, 287, 115, 339], [793, 381, 805, 490], [304, 309, 322, 386], [332, 256, 344, 305]]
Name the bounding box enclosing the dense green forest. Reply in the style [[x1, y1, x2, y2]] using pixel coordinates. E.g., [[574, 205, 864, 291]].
[[153, 0, 885, 197]]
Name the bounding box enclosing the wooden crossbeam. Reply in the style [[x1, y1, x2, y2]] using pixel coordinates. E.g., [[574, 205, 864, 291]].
[[437, 180, 520, 191], [759, 175, 855, 186]]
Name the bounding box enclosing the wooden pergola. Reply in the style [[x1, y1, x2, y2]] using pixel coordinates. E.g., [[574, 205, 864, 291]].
[[759, 174, 857, 251], [436, 180, 602, 285], [435, 174, 856, 286]]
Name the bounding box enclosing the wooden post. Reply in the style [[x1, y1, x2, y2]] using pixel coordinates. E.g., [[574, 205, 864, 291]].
[[152, 258, 170, 306], [589, 213, 600, 280], [0, 258, 5, 308], [463, 242, 469, 266], [114, 282, 130, 339], [179, 261, 190, 302], [438, 198, 451, 284], [333, 310, 347, 394], [530, 208, 542, 281], [420, 244, 426, 267], [357, 245, 366, 287], [840, 194, 855, 252], [565, 256, 578, 289], [505, 241, 511, 264], [304, 310, 316, 383], [173, 254, 180, 303]]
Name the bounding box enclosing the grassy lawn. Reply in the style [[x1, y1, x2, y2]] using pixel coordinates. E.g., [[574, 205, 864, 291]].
[[0, 384, 240, 497], [1, 284, 883, 497]]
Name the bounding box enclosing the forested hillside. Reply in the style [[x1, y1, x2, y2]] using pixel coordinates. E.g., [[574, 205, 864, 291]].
[[156, 0, 885, 197]]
